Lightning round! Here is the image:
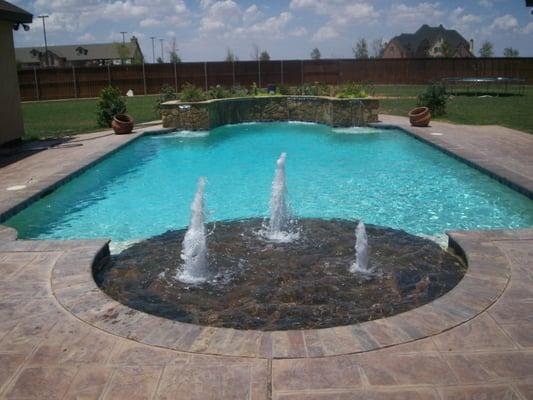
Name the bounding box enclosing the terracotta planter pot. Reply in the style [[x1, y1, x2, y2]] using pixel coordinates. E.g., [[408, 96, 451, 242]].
[[408, 107, 431, 127], [112, 114, 134, 134]]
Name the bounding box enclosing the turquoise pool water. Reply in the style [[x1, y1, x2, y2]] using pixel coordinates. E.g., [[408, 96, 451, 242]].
[[6, 122, 533, 250]]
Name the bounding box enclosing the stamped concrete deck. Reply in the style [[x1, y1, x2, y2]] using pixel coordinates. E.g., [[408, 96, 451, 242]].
[[1, 117, 533, 399]]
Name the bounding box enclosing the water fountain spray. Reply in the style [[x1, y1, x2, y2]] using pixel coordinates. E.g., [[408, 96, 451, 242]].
[[350, 220, 372, 274], [177, 177, 209, 283]]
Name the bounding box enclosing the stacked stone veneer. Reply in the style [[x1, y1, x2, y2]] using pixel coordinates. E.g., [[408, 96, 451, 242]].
[[161, 96, 379, 130]]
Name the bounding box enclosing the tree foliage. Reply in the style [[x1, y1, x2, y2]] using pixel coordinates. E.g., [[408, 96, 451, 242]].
[[225, 48, 237, 62], [353, 38, 369, 59], [169, 39, 181, 63], [371, 38, 387, 58], [310, 47, 321, 60], [503, 47, 519, 57], [479, 41, 494, 57], [259, 50, 270, 61]]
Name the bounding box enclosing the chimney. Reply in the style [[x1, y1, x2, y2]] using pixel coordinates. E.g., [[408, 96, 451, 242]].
[[470, 38, 474, 54]]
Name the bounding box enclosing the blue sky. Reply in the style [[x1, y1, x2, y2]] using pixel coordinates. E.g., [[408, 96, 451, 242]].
[[12, 0, 533, 61]]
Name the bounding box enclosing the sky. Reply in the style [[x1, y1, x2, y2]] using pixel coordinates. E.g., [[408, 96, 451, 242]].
[[11, 0, 533, 61]]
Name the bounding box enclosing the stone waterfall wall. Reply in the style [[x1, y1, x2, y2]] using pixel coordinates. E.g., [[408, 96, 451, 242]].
[[161, 96, 379, 130]]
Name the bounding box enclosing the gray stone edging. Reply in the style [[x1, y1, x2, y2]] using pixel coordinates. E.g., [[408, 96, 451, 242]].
[[161, 96, 380, 131], [49, 231, 510, 359]]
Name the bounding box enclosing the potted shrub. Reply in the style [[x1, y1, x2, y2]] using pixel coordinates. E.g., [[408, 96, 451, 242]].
[[408, 107, 431, 127], [111, 114, 134, 134], [96, 86, 134, 133], [410, 83, 448, 127]]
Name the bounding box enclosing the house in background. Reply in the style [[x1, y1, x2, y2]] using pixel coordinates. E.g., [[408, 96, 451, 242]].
[[15, 36, 143, 68], [0, 0, 32, 146], [383, 25, 474, 58]]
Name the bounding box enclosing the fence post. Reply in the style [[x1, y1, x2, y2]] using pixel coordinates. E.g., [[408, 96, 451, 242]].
[[174, 62, 178, 92], [72, 65, 78, 98], [232, 61, 235, 87], [142, 60, 147, 95], [204, 61, 208, 91], [301, 60, 304, 85], [107, 64, 111, 86], [280, 60, 284, 85], [258, 59, 261, 87], [33, 66, 39, 101]]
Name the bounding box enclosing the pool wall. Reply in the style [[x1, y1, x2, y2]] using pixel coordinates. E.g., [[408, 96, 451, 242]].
[[161, 96, 379, 130]]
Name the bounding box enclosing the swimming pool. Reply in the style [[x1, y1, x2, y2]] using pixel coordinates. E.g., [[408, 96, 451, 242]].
[[6, 122, 533, 251]]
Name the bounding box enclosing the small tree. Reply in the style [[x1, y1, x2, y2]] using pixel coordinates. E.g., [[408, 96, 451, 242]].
[[169, 38, 181, 63], [310, 47, 321, 60], [96, 86, 127, 127], [479, 41, 494, 57], [503, 47, 519, 57], [259, 50, 270, 61], [371, 38, 387, 58], [115, 42, 130, 64], [225, 48, 237, 62], [353, 38, 369, 59], [156, 57, 164, 64]]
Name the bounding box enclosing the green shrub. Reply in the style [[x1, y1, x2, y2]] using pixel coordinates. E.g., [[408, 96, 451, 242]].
[[335, 82, 369, 99], [96, 86, 127, 127], [208, 84, 230, 99], [250, 82, 259, 96], [417, 83, 448, 116], [276, 84, 290, 95], [154, 84, 178, 115], [299, 82, 328, 96], [180, 83, 207, 102], [228, 85, 249, 98]]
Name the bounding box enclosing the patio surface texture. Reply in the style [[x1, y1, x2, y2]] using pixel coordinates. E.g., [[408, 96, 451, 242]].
[[0, 116, 532, 399]]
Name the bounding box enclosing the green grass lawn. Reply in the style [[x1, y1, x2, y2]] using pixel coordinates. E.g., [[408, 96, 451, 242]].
[[21, 86, 533, 139], [22, 95, 159, 140], [377, 85, 533, 134]]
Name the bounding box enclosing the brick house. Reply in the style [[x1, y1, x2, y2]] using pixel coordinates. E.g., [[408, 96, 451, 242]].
[[383, 25, 474, 58]]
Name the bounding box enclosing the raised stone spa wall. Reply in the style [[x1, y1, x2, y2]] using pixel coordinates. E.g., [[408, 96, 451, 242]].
[[161, 96, 379, 130]]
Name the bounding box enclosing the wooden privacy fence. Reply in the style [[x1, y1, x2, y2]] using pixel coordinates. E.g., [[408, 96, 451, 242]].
[[18, 57, 533, 101]]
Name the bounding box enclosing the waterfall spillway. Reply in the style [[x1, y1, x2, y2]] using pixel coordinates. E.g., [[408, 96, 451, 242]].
[[265, 153, 298, 242], [350, 221, 372, 274], [176, 177, 209, 284]]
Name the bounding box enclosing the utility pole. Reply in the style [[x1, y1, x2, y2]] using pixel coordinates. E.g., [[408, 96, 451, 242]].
[[120, 31, 127, 44], [38, 15, 49, 67], [160, 38, 164, 63], [150, 36, 156, 63]]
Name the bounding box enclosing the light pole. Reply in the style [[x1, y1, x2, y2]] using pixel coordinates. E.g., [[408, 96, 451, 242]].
[[38, 14, 49, 67], [120, 31, 127, 44], [160, 38, 164, 63], [150, 36, 156, 63]]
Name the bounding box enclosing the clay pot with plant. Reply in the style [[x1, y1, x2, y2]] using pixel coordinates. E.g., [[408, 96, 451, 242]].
[[408, 107, 431, 127], [111, 114, 134, 134]]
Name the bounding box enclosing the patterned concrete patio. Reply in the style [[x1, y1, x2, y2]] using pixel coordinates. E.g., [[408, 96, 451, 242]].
[[1, 118, 532, 399]]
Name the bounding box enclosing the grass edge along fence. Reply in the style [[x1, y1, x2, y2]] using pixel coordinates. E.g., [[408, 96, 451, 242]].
[[18, 57, 533, 102]]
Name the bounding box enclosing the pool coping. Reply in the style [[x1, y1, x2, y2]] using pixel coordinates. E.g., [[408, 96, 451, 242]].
[[46, 230, 511, 359]]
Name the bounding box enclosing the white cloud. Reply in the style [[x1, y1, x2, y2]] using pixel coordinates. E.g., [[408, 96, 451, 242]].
[[243, 4, 262, 25], [312, 26, 338, 41], [523, 22, 533, 35], [77, 33, 96, 42], [388, 2, 445, 28], [140, 18, 160, 28], [289, 27, 308, 37], [488, 14, 519, 32], [448, 7, 481, 33]]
